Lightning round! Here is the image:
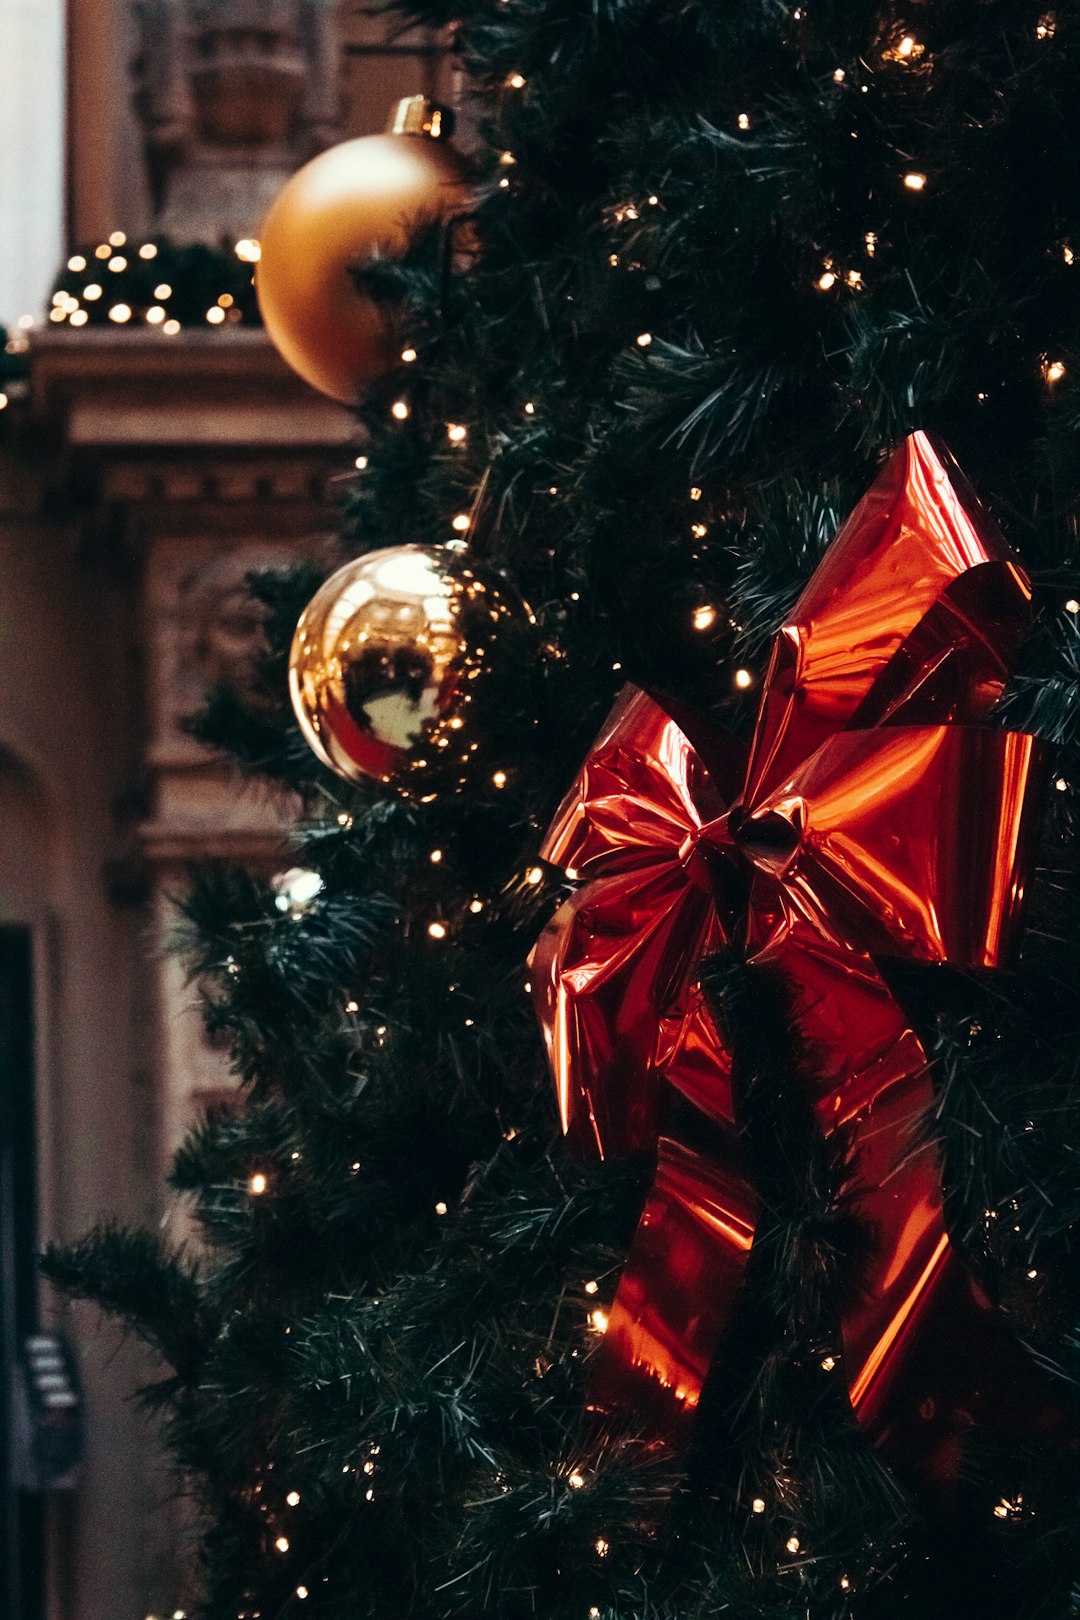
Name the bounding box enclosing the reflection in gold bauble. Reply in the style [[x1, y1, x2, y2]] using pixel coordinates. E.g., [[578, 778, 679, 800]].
[[289, 545, 531, 797], [256, 97, 471, 402]]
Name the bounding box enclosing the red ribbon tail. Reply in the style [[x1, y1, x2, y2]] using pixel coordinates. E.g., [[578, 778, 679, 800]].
[[590, 1107, 757, 1441]]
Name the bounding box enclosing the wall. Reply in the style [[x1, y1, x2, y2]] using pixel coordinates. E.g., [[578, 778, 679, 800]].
[[0, 435, 181, 1614], [0, 0, 66, 325]]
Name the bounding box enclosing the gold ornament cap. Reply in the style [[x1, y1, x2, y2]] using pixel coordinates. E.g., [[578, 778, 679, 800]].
[[388, 95, 454, 140]]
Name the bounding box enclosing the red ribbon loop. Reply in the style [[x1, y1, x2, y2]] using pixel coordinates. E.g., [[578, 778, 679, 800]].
[[529, 432, 1054, 1489]]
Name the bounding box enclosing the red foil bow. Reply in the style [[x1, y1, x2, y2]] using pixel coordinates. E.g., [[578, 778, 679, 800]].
[[529, 432, 1054, 1489]]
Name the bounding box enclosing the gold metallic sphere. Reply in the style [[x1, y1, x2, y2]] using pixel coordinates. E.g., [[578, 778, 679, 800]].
[[257, 104, 470, 403], [289, 545, 530, 796]]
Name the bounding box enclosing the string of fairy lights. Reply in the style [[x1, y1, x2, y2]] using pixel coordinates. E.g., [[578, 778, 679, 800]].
[[368, 11, 1073, 735], [223, 19, 1078, 1609], [18, 233, 264, 338]]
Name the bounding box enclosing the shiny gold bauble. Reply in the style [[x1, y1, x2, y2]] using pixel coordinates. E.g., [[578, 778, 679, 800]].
[[257, 98, 471, 402], [289, 545, 531, 796]]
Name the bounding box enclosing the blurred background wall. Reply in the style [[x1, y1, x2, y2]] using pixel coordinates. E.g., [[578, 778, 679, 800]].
[[0, 6, 449, 1615]]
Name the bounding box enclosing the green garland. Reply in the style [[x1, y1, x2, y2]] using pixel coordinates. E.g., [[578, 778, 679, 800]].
[[48, 236, 261, 332]]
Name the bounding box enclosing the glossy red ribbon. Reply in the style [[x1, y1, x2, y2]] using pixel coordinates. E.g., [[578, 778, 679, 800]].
[[529, 432, 1055, 1489]]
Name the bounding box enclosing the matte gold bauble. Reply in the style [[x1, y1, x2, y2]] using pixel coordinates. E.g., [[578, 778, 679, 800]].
[[257, 98, 470, 402], [289, 545, 531, 797]]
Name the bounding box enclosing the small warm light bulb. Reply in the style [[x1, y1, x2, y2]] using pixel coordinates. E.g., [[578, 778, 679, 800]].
[[568, 1472, 585, 1490], [108, 303, 132, 323], [897, 35, 915, 56], [354, 455, 368, 471], [296, 1588, 309, 1600], [430, 849, 443, 863], [428, 921, 448, 939], [595, 1537, 609, 1556], [507, 72, 526, 88], [391, 400, 410, 420], [235, 237, 261, 262], [689, 485, 702, 500], [146, 306, 166, 325], [865, 231, 877, 255], [70, 310, 88, 327], [275, 1536, 289, 1553], [524, 400, 535, 414], [1055, 777, 1068, 792], [0, 393, 7, 409], [833, 68, 845, 81], [817, 270, 837, 290], [846, 269, 863, 287], [139, 242, 158, 260], [345, 999, 359, 1012], [821, 1355, 836, 1371], [94, 243, 110, 259], [206, 306, 226, 325], [286, 1491, 301, 1506], [452, 513, 471, 531], [469, 899, 484, 913], [786, 1536, 801, 1554], [584, 1280, 599, 1294], [154, 283, 172, 299], [163, 319, 181, 335], [447, 422, 467, 443], [692, 606, 716, 631], [590, 1309, 609, 1333], [435, 1201, 448, 1215], [1037, 13, 1056, 38], [1064, 598, 1079, 612], [526, 866, 543, 884], [249, 1173, 268, 1195], [83, 283, 102, 300], [401, 346, 417, 363], [691, 522, 708, 538], [903, 171, 927, 191], [109, 230, 126, 246], [217, 293, 234, 309], [636, 331, 653, 347], [67, 253, 87, 272], [840, 1576, 850, 1591], [737, 113, 750, 130], [734, 668, 753, 689], [108, 254, 127, 272], [752, 1497, 766, 1514], [492, 771, 507, 788], [1043, 358, 1066, 384]]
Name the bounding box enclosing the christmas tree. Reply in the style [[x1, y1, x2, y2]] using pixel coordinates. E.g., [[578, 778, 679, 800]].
[[45, 4, 1080, 1617]]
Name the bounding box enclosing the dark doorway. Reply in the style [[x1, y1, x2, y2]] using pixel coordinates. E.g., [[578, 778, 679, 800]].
[[0, 927, 44, 1620]]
